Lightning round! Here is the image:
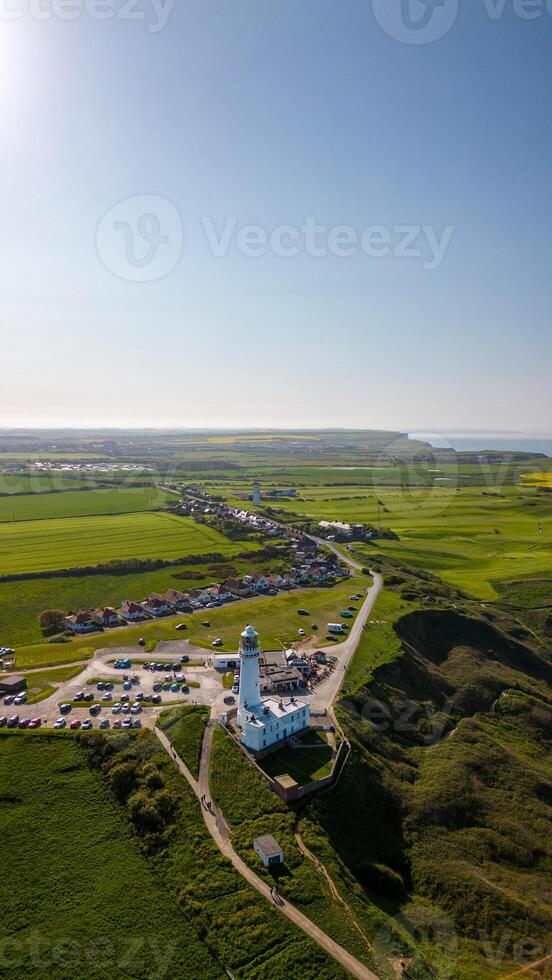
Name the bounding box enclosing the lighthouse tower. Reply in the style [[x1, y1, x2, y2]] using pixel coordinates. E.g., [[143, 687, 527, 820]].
[[237, 625, 261, 727]]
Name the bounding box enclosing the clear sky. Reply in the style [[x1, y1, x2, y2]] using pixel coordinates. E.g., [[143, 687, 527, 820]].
[[0, 0, 550, 430]]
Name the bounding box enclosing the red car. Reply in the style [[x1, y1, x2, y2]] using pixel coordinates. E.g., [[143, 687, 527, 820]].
[[70, 719, 81, 730], [112, 719, 122, 729], [27, 718, 42, 729]]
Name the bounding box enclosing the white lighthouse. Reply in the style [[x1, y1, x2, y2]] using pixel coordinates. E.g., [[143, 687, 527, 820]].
[[237, 625, 261, 727], [236, 624, 310, 753]]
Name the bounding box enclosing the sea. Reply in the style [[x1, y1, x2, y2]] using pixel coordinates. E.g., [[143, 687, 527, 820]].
[[409, 433, 552, 458]]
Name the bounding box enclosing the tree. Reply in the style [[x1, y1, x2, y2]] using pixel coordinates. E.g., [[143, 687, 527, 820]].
[[38, 609, 66, 629]]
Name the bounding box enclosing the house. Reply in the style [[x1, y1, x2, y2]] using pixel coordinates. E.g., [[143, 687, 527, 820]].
[[253, 835, 284, 868], [141, 595, 170, 617], [267, 573, 285, 589], [120, 600, 145, 622], [0, 675, 26, 695], [163, 588, 192, 611], [250, 573, 269, 592], [94, 607, 120, 628], [64, 611, 97, 634], [223, 577, 251, 598]]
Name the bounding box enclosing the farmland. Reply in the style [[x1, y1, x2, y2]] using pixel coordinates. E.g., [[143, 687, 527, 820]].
[[0, 485, 172, 523], [0, 510, 250, 576]]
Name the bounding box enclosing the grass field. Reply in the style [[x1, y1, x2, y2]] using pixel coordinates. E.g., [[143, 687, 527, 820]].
[[0, 510, 250, 576], [248, 484, 552, 600], [158, 704, 210, 778], [0, 733, 223, 978], [260, 731, 334, 784], [0, 486, 171, 523], [24, 664, 85, 703], [14, 578, 367, 669]]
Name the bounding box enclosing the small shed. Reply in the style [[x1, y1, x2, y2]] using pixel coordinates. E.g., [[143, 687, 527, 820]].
[[0, 675, 26, 695], [253, 834, 284, 868]]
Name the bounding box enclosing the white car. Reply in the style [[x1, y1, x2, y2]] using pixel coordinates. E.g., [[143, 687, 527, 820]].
[[175, 673, 185, 682], [14, 693, 27, 705], [212, 638, 223, 647], [111, 703, 122, 714], [130, 704, 141, 714], [102, 693, 113, 702], [53, 718, 66, 729], [298, 628, 306, 636], [81, 719, 93, 730]]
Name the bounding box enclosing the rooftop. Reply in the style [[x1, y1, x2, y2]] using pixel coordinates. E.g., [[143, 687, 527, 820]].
[[254, 834, 282, 855]]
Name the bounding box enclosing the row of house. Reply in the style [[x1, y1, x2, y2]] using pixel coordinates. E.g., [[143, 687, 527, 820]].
[[63, 555, 346, 635]]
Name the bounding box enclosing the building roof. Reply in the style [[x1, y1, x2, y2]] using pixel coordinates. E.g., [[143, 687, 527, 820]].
[[241, 624, 258, 639], [273, 774, 299, 790], [254, 834, 282, 856]]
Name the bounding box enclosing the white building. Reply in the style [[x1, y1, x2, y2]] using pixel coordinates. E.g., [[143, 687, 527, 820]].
[[253, 835, 284, 868], [237, 625, 309, 753]]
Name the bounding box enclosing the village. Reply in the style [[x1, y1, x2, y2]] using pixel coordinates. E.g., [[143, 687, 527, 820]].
[[63, 539, 348, 637]]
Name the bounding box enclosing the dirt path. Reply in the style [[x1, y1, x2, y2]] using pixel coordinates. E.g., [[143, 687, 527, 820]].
[[295, 830, 375, 955]]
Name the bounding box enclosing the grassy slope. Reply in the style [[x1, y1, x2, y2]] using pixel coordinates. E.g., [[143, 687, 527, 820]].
[[0, 733, 222, 979], [0, 511, 250, 576], [209, 727, 384, 974], [15, 577, 367, 668], [0, 486, 171, 523], [158, 704, 210, 779], [78, 729, 346, 979]]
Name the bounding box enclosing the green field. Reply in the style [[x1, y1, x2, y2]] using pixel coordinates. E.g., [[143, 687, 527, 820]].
[[0, 734, 223, 978], [0, 510, 250, 576], [246, 484, 552, 600], [0, 486, 172, 523], [158, 704, 210, 778], [14, 578, 367, 669]]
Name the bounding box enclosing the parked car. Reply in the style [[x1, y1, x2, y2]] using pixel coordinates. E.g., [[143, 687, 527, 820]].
[[102, 693, 112, 702], [28, 718, 42, 729], [113, 719, 122, 729], [122, 718, 132, 729], [99, 718, 110, 729], [223, 695, 235, 705], [53, 718, 66, 729], [212, 638, 223, 647], [112, 703, 122, 714], [60, 703, 72, 714], [90, 705, 101, 716], [132, 719, 142, 728], [175, 673, 184, 682], [14, 692, 27, 705], [81, 719, 93, 730], [96, 681, 105, 690], [83, 692, 94, 702], [201, 621, 210, 627], [130, 704, 141, 714], [298, 628, 306, 636], [138, 639, 145, 647], [0, 716, 7, 727], [121, 704, 131, 714], [3, 695, 14, 706], [104, 682, 114, 691], [18, 718, 30, 729], [180, 655, 190, 663], [7, 715, 19, 727], [70, 719, 81, 730], [175, 623, 187, 631]]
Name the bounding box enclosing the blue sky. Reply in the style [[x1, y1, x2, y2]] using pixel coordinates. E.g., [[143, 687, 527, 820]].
[[0, 0, 550, 429]]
